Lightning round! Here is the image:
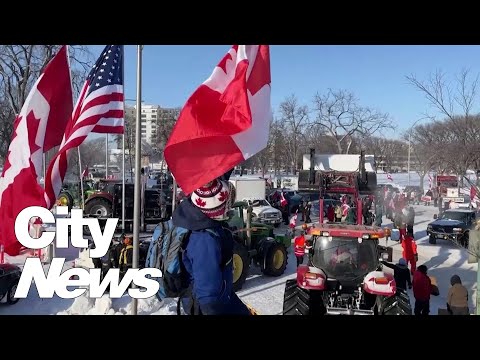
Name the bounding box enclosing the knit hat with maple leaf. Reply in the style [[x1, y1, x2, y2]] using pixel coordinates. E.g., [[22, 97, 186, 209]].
[[191, 179, 235, 220]]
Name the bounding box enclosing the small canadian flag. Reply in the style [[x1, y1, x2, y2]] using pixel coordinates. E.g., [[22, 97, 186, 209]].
[[81, 166, 89, 178], [280, 192, 287, 207], [289, 211, 298, 228], [387, 173, 393, 181]]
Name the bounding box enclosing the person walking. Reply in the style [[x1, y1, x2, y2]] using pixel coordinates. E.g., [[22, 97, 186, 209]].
[[447, 275, 470, 315]]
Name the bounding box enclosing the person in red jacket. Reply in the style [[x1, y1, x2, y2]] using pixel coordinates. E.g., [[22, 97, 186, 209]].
[[401, 234, 418, 275], [412, 265, 432, 315], [327, 204, 335, 222], [294, 233, 306, 267]]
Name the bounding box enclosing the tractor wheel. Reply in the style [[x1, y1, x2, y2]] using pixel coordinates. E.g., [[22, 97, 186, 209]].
[[428, 235, 436, 244], [232, 241, 249, 292], [283, 279, 325, 315], [379, 290, 412, 315], [84, 198, 112, 217], [263, 243, 288, 277], [7, 281, 19, 305], [57, 191, 74, 212]]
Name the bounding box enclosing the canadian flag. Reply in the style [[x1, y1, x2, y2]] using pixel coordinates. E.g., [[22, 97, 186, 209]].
[[470, 185, 477, 201], [280, 192, 288, 207], [82, 166, 89, 178], [428, 173, 433, 188], [289, 211, 298, 228], [164, 45, 271, 195], [0, 46, 73, 256], [387, 173, 393, 181]]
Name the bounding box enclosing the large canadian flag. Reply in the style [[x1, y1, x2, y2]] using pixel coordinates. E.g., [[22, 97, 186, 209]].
[[164, 45, 272, 195], [0, 45, 73, 256]]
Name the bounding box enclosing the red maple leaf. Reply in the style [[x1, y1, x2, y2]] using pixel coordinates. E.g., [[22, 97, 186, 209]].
[[218, 190, 229, 203], [247, 45, 271, 96], [217, 45, 238, 74], [26, 111, 41, 154], [195, 197, 207, 207]]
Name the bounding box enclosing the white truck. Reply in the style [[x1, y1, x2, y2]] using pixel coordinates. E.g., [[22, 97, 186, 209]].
[[229, 177, 267, 201], [229, 177, 282, 227]]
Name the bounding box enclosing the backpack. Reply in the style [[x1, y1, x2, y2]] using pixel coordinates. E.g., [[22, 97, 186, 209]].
[[145, 219, 231, 303]]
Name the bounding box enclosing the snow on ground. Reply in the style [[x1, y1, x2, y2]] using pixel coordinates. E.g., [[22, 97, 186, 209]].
[[0, 173, 477, 315]]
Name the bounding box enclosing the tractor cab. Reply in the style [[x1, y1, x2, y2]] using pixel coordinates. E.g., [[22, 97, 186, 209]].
[[303, 225, 392, 288]]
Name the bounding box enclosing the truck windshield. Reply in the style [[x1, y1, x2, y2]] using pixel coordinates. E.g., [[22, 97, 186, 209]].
[[312, 237, 377, 281], [440, 211, 468, 222]]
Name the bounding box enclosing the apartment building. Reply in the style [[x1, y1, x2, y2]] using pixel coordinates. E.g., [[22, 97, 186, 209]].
[[125, 104, 178, 147]]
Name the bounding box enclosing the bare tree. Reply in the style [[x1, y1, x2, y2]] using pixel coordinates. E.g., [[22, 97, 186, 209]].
[[156, 107, 181, 152], [279, 95, 309, 173], [0, 45, 93, 114], [269, 119, 288, 174], [65, 138, 106, 179], [406, 123, 444, 192], [0, 99, 15, 163], [0, 45, 94, 165], [312, 89, 393, 154]]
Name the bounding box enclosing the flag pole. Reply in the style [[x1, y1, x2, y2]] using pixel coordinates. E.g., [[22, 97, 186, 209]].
[[132, 45, 143, 315], [42, 152, 46, 188], [105, 133, 109, 178], [121, 45, 126, 232], [78, 147, 85, 209]]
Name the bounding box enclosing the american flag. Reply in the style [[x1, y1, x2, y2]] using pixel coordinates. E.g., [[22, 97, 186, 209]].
[[44, 45, 124, 208]]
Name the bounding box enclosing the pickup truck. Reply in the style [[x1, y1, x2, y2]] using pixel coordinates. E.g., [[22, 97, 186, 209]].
[[426, 209, 477, 247]]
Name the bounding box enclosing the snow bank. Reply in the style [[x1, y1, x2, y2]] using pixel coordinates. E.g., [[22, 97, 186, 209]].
[[56, 292, 177, 315]]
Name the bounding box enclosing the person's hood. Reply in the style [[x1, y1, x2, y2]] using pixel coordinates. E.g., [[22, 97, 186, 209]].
[[398, 258, 407, 266], [450, 275, 462, 286], [172, 198, 220, 231]]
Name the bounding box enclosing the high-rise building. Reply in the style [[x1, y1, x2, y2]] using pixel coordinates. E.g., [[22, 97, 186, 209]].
[[125, 104, 178, 146]]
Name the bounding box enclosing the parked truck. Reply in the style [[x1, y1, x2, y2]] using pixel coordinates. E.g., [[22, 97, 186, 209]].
[[229, 177, 267, 200]]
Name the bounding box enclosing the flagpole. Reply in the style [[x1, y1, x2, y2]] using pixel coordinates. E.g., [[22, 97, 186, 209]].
[[42, 152, 46, 188], [78, 147, 85, 209], [105, 133, 109, 178], [132, 45, 143, 316], [122, 45, 126, 232]]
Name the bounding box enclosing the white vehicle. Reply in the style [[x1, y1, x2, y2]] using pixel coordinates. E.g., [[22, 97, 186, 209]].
[[229, 177, 266, 201], [242, 198, 282, 227]]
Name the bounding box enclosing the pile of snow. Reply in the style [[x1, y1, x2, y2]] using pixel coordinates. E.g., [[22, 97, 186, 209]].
[[57, 292, 178, 315]]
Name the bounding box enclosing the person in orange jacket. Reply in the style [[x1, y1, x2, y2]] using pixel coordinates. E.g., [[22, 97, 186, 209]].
[[401, 233, 418, 275]]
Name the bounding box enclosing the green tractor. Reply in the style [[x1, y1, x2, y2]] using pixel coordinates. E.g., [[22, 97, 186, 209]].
[[57, 179, 96, 211], [227, 201, 291, 292]]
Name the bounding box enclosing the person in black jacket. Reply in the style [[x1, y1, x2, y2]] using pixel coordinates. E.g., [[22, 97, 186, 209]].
[[406, 206, 415, 236], [381, 258, 412, 291], [118, 234, 133, 276]]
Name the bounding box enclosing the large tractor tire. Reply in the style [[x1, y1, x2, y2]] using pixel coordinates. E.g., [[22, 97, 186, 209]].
[[57, 191, 74, 212], [262, 243, 288, 277], [84, 198, 113, 218], [379, 290, 412, 315], [232, 241, 249, 292], [283, 279, 326, 315]]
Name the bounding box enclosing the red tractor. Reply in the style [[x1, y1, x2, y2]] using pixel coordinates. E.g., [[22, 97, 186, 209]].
[[283, 150, 412, 315]]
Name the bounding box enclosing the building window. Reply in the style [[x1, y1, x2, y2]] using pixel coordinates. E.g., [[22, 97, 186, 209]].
[[151, 115, 157, 119]]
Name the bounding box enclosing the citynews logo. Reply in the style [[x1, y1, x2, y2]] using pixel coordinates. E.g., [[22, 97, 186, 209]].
[[13, 206, 162, 300]]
